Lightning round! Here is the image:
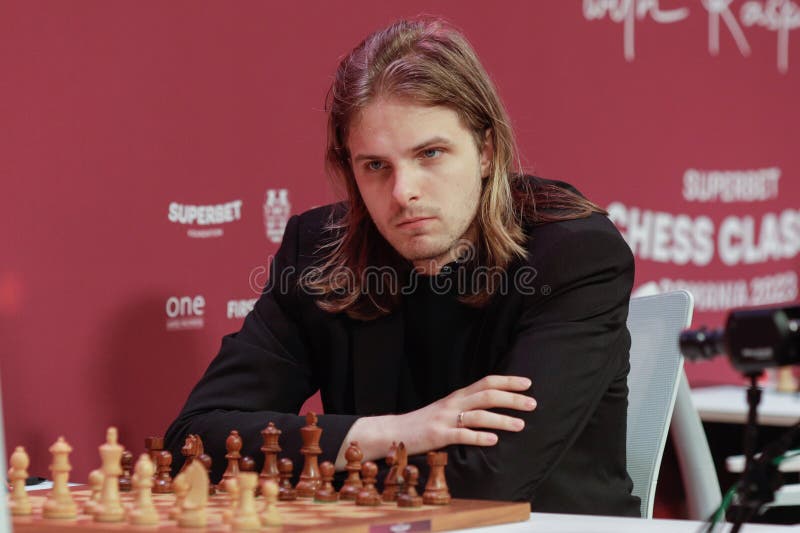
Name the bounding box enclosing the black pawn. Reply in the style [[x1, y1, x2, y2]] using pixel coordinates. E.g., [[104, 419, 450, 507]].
[[152, 450, 173, 493], [397, 465, 423, 507], [118, 450, 133, 492], [197, 453, 215, 495], [314, 461, 338, 502], [240, 455, 256, 472], [278, 457, 297, 501], [356, 461, 381, 506]]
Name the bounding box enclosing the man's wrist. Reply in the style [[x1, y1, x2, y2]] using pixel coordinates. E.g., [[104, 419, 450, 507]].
[[334, 413, 401, 470]]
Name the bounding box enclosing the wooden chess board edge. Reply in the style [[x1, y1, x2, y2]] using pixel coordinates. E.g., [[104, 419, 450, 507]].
[[13, 521, 116, 533], [430, 500, 530, 531], [12, 499, 532, 533], [304, 500, 532, 533]]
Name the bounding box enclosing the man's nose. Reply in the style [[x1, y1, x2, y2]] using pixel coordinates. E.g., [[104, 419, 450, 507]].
[[391, 164, 421, 208]]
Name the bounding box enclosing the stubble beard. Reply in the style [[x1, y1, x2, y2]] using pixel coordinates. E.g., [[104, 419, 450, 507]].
[[397, 216, 479, 273]]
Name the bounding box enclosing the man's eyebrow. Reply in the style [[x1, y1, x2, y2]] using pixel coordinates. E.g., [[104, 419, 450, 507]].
[[351, 136, 454, 163], [352, 152, 382, 163], [410, 136, 453, 153]]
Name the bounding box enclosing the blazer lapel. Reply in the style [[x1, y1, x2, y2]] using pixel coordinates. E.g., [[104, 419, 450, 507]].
[[351, 311, 405, 415]]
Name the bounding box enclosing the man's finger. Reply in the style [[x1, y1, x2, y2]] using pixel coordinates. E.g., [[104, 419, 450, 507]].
[[452, 428, 499, 446], [459, 410, 526, 432], [462, 390, 537, 412], [460, 375, 531, 396]]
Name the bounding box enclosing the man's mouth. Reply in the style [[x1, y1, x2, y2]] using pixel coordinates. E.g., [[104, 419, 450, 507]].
[[396, 216, 435, 229]]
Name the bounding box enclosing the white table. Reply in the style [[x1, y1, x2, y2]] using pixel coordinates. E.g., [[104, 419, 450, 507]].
[[690, 384, 800, 511], [467, 513, 800, 532], [691, 385, 800, 426], [22, 483, 799, 532]]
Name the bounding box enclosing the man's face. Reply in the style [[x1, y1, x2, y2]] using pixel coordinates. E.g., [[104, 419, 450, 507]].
[[348, 96, 492, 273]]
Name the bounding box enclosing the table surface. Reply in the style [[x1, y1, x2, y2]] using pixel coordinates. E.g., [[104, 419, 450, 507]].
[[17, 482, 800, 532], [690, 385, 800, 426], [9, 510, 799, 533], [468, 512, 800, 532]]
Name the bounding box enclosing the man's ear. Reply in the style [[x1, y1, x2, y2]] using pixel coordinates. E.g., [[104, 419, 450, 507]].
[[480, 128, 494, 178]]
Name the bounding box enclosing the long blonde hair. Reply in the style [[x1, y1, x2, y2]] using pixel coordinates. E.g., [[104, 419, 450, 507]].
[[301, 18, 603, 320]]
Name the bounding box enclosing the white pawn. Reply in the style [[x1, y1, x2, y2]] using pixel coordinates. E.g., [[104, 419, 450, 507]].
[[177, 461, 209, 528], [222, 476, 240, 524], [95, 427, 125, 522], [777, 366, 798, 393], [169, 471, 189, 520], [233, 472, 260, 531], [129, 454, 158, 525], [83, 468, 104, 515], [8, 446, 32, 515], [43, 436, 78, 519], [260, 480, 282, 527]]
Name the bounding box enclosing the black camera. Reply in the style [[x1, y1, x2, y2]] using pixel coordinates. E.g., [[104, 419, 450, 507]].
[[680, 304, 800, 375]]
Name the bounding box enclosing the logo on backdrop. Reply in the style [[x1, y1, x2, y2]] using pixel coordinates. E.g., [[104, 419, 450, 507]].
[[609, 166, 800, 311], [226, 298, 257, 319], [583, 0, 800, 73], [165, 295, 206, 331], [263, 189, 291, 243], [167, 200, 243, 239]]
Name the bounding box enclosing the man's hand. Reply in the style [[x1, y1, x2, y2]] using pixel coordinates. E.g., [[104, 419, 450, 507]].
[[335, 375, 536, 469]]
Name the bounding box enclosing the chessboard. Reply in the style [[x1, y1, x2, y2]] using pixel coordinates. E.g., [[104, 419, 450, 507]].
[[9, 417, 531, 532], [13, 488, 532, 532]]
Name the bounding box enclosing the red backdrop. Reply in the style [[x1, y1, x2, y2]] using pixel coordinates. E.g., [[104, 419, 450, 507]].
[[2, 0, 798, 507]]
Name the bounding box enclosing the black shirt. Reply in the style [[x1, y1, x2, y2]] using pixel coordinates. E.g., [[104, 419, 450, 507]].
[[165, 178, 641, 517], [402, 265, 486, 409]]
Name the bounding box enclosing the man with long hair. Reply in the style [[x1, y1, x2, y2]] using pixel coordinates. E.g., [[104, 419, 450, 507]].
[[166, 18, 640, 516]]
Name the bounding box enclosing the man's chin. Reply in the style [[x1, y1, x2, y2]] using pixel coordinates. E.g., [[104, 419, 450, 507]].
[[397, 244, 454, 268]]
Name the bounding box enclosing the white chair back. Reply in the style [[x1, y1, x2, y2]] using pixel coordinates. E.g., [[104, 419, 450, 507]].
[[626, 290, 693, 518], [0, 373, 11, 533], [671, 371, 723, 519]]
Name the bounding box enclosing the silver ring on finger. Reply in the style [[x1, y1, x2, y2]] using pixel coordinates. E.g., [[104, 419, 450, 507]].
[[457, 411, 465, 428]]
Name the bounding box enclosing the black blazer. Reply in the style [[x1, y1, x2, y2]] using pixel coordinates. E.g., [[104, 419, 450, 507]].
[[165, 178, 641, 517]]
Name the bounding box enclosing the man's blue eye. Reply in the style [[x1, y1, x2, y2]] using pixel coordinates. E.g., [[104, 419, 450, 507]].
[[423, 148, 441, 158], [368, 161, 384, 171]]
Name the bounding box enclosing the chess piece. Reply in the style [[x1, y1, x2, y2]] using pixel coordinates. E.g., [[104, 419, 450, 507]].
[[179, 433, 204, 474], [43, 436, 78, 519], [396, 443, 408, 470], [129, 454, 159, 525], [240, 455, 256, 472], [218, 430, 242, 492], [118, 450, 133, 492], [278, 457, 297, 501], [197, 453, 216, 495], [260, 480, 282, 527], [423, 451, 451, 505], [233, 471, 260, 531], [152, 449, 173, 493], [169, 471, 189, 520], [397, 465, 423, 507], [198, 453, 212, 469], [777, 366, 798, 393], [339, 441, 363, 500], [355, 461, 381, 506], [144, 436, 164, 472], [177, 461, 209, 528], [382, 441, 399, 502], [314, 461, 338, 502], [295, 412, 323, 497], [223, 475, 240, 524], [259, 422, 281, 486], [8, 446, 32, 515], [95, 427, 125, 522], [383, 442, 407, 502], [84, 468, 104, 515]]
